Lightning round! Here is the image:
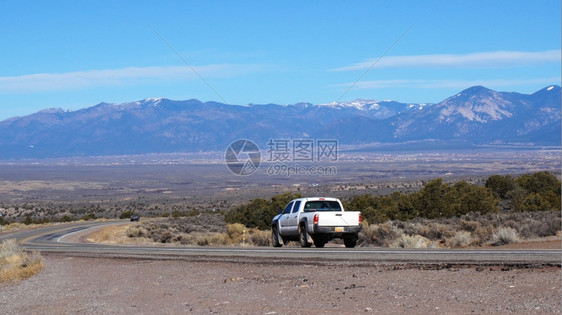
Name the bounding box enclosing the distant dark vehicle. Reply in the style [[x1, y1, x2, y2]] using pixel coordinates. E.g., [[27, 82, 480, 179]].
[[130, 215, 140, 222]]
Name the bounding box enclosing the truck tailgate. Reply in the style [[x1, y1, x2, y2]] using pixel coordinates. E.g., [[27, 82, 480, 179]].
[[316, 211, 360, 227]]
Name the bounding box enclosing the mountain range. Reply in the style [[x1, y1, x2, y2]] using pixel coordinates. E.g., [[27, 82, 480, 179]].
[[0, 85, 559, 159]]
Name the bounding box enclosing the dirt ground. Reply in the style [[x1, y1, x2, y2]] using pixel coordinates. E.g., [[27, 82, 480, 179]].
[[0, 254, 560, 314]]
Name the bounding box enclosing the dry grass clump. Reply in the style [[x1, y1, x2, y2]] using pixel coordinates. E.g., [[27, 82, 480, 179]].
[[471, 224, 494, 245], [448, 231, 473, 248], [226, 223, 246, 244], [0, 239, 43, 282], [492, 227, 519, 246], [196, 233, 228, 246], [390, 234, 431, 248], [126, 226, 147, 238], [87, 225, 131, 243], [248, 230, 271, 246]]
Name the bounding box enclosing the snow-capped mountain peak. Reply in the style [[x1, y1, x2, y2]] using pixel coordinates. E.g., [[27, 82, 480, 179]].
[[439, 87, 512, 122]]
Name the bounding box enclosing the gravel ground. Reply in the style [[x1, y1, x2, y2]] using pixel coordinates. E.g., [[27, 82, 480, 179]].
[[0, 255, 560, 314]]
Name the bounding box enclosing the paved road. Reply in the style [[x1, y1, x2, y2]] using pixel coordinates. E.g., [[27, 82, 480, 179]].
[[1, 221, 560, 266]]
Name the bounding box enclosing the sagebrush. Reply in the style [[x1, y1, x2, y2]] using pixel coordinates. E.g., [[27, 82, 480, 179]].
[[0, 239, 43, 282]]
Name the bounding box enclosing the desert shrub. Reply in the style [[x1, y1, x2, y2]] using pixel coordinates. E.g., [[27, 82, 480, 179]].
[[473, 224, 495, 244], [492, 228, 519, 246], [249, 230, 270, 246], [459, 219, 480, 232], [361, 222, 403, 247], [196, 233, 227, 246], [131, 213, 229, 245], [517, 215, 561, 238], [391, 234, 431, 248], [449, 231, 473, 248], [503, 220, 518, 230], [172, 234, 184, 243], [23, 216, 33, 225], [357, 221, 374, 245], [154, 231, 174, 243], [80, 213, 96, 221], [408, 222, 455, 240], [119, 210, 134, 219], [0, 239, 43, 282], [179, 235, 192, 245], [535, 217, 561, 237], [126, 226, 147, 238], [226, 223, 245, 237], [225, 223, 246, 245], [59, 215, 75, 222]]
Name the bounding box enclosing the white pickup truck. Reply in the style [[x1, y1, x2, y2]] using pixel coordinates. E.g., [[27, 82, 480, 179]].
[[271, 197, 362, 248]]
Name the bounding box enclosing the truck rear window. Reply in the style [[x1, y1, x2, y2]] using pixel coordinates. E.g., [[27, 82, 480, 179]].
[[304, 201, 341, 212]]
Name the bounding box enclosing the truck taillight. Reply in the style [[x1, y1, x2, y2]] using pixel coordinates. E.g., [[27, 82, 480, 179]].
[[359, 212, 362, 224], [313, 213, 319, 225]]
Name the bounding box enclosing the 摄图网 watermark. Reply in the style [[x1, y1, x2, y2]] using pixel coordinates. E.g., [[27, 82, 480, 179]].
[[225, 138, 338, 176]]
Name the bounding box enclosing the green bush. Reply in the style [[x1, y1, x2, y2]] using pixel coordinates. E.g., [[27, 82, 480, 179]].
[[119, 210, 134, 219], [348, 178, 498, 223], [347, 172, 560, 224], [80, 213, 96, 221], [59, 215, 74, 222], [225, 192, 302, 230], [516, 171, 561, 195], [485, 174, 516, 199]]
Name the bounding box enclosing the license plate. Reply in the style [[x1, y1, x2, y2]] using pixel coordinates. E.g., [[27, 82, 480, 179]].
[[335, 227, 344, 232]]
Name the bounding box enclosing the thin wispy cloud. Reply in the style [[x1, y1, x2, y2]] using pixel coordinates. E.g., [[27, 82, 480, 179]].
[[331, 50, 561, 71], [334, 77, 561, 90], [0, 64, 270, 93]]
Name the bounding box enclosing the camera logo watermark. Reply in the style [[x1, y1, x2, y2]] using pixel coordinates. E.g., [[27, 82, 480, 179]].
[[226, 139, 338, 176], [225, 139, 261, 176], [265, 139, 338, 176]]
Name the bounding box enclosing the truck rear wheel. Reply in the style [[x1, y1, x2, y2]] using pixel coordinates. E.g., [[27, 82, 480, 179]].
[[313, 237, 326, 248], [271, 227, 282, 247], [344, 236, 357, 248], [299, 225, 312, 247]]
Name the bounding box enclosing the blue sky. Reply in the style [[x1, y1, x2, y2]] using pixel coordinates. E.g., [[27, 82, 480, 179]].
[[0, 1, 560, 120]]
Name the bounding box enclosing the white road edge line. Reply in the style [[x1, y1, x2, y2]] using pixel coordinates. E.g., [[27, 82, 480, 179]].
[[57, 227, 97, 243]]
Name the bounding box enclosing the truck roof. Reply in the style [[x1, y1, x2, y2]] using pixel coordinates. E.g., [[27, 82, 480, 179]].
[[292, 197, 340, 202]]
